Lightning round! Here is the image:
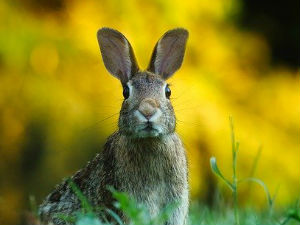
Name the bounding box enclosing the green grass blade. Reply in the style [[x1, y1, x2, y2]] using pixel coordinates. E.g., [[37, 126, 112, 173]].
[[67, 178, 93, 213], [229, 116, 236, 160], [29, 195, 38, 217], [239, 177, 273, 208], [153, 201, 180, 225], [75, 213, 103, 225], [210, 157, 234, 191], [54, 213, 76, 223], [105, 209, 124, 225], [249, 146, 262, 178]]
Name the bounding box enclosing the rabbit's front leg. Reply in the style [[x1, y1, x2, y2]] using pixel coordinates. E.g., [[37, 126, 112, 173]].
[[165, 206, 188, 225], [165, 191, 189, 225]]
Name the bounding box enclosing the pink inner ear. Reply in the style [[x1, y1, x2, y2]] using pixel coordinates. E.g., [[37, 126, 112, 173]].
[[156, 36, 179, 76], [107, 36, 132, 80], [149, 29, 188, 79], [98, 28, 139, 83]]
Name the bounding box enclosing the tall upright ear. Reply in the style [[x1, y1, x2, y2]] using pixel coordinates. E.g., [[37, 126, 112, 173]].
[[97, 28, 139, 84], [147, 28, 188, 80]]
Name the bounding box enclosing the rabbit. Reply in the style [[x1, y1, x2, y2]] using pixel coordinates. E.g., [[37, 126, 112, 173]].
[[38, 27, 189, 225]]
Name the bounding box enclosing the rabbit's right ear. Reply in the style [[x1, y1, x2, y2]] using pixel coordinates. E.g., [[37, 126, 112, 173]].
[[97, 28, 139, 84], [147, 28, 188, 80]]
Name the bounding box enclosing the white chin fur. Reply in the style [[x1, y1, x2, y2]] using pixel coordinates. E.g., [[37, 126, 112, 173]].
[[133, 124, 163, 138], [134, 110, 148, 122], [149, 109, 162, 123], [137, 130, 160, 138]]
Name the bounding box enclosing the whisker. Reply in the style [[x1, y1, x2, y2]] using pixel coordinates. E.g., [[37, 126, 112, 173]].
[[174, 105, 202, 112], [170, 82, 198, 103], [105, 121, 119, 130], [172, 98, 195, 108], [82, 112, 119, 132], [176, 118, 204, 128], [94, 105, 120, 110]]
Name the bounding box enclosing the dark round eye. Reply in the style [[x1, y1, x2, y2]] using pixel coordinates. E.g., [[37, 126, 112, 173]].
[[123, 85, 130, 99], [165, 85, 171, 99]]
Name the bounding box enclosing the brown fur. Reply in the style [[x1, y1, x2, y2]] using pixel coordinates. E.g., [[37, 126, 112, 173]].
[[39, 27, 189, 225]]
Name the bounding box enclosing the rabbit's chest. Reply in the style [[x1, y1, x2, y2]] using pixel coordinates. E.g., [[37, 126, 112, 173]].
[[118, 153, 171, 188], [119, 160, 170, 215], [113, 133, 188, 217], [116, 150, 186, 215]]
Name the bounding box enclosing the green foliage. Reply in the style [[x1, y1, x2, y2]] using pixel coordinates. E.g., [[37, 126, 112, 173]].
[[189, 202, 300, 225], [67, 179, 93, 214], [53, 189, 300, 225], [111, 187, 179, 225], [29, 195, 38, 218], [210, 117, 272, 225], [210, 117, 300, 225], [55, 183, 178, 225]]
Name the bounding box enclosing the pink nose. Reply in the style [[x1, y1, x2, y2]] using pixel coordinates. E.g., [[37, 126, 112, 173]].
[[138, 98, 158, 120]]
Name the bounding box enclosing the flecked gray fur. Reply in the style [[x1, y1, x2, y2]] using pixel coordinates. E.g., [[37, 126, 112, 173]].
[[39, 27, 189, 225]]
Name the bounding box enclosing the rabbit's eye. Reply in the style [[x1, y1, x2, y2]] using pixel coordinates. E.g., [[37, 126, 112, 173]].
[[123, 85, 130, 99], [165, 85, 171, 99]]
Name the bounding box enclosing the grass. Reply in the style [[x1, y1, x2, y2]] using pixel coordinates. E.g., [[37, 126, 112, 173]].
[[210, 116, 274, 225], [31, 117, 300, 225], [209, 117, 299, 225]]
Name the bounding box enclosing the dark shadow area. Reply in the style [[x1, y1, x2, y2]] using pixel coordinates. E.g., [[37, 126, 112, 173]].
[[238, 0, 299, 68]]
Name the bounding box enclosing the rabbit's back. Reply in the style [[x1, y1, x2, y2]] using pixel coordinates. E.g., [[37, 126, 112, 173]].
[[39, 134, 118, 224]]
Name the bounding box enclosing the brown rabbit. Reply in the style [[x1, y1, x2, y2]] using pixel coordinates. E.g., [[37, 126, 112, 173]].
[[38, 27, 189, 225]]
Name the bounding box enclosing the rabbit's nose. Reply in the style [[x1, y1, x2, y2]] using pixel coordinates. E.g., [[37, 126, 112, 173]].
[[138, 98, 159, 120]]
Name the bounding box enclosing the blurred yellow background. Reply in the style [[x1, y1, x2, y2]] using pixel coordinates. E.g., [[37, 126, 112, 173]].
[[0, 0, 299, 224]]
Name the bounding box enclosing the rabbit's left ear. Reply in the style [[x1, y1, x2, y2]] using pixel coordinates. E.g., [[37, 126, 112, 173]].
[[97, 28, 139, 84], [147, 28, 188, 80]]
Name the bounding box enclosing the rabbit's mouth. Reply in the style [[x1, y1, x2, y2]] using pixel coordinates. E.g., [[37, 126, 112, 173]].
[[136, 122, 161, 138], [143, 124, 153, 131]]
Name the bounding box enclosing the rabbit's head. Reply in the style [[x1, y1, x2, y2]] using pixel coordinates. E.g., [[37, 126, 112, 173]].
[[97, 28, 188, 138]]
